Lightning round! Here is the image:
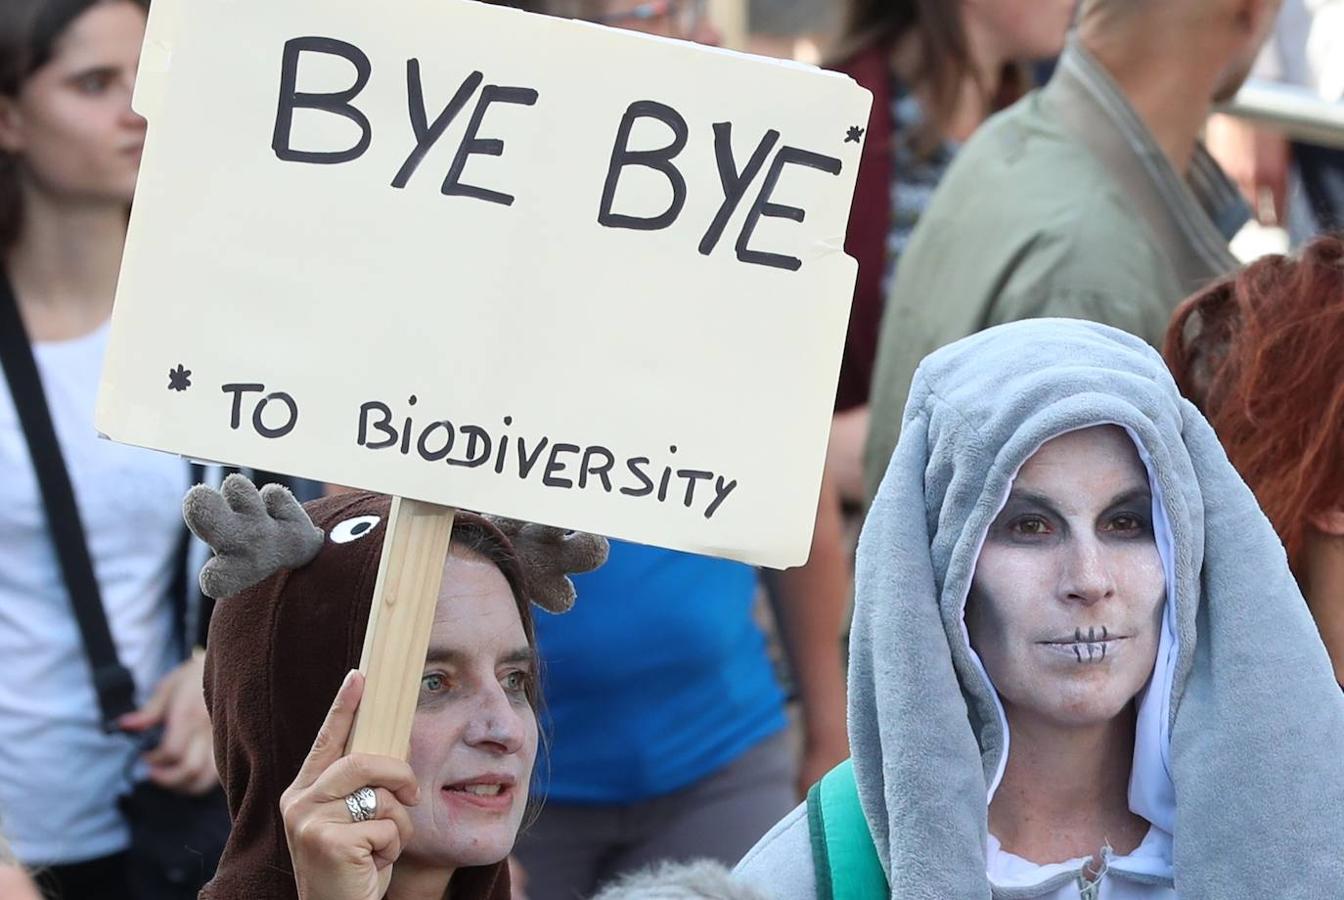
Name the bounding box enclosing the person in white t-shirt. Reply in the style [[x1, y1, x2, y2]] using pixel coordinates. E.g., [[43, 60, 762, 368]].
[[0, 1, 218, 896]]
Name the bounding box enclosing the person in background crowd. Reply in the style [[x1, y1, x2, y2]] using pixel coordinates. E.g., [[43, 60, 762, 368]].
[[0, 1, 221, 897], [823, 0, 1075, 502], [1164, 234, 1344, 686], [738, 319, 1344, 898], [863, 0, 1279, 499], [510, 3, 851, 899], [1206, 0, 1344, 235]]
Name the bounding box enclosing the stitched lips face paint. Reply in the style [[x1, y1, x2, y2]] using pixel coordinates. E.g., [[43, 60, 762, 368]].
[[1038, 626, 1129, 664], [966, 426, 1166, 728]]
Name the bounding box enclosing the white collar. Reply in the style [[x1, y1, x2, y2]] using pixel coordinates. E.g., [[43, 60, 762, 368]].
[[987, 826, 1173, 891]]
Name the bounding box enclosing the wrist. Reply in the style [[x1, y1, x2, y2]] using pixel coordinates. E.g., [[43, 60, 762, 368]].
[[801, 707, 848, 746]]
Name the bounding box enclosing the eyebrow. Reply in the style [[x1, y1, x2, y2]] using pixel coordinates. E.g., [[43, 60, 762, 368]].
[[1002, 486, 1152, 518], [422, 646, 535, 667], [1102, 487, 1153, 511], [64, 64, 118, 80]]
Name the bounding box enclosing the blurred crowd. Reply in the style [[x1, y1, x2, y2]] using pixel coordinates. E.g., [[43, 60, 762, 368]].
[[1, 0, 1341, 898]]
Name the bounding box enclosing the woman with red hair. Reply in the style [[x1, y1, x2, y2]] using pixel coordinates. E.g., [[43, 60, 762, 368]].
[[1165, 234, 1344, 686]]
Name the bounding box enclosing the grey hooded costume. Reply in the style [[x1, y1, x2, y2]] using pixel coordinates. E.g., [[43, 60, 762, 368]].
[[736, 319, 1344, 898]]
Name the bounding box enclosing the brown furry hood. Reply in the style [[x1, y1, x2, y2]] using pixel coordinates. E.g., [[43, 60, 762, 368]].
[[200, 491, 514, 900]]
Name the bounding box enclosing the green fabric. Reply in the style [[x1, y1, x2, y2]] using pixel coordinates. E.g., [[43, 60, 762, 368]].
[[805, 781, 833, 900], [806, 760, 887, 900], [862, 42, 1244, 503], [863, 94, 1174, 501]]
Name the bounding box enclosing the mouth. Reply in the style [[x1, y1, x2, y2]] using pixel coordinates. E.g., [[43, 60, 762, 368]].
[[441, 774, 517, 812], [1037, 626, 1128, 663]]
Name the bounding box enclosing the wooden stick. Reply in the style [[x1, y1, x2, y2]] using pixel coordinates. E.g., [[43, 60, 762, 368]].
[[347, 496, 457, 758]]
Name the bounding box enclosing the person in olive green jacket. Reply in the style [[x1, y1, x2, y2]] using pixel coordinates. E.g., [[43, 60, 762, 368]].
[[863, 0, 1278, 499]]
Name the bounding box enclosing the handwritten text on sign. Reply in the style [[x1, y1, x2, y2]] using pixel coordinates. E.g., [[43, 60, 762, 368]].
[[272, 37, 846, 272], [97, 0, 872, 567]]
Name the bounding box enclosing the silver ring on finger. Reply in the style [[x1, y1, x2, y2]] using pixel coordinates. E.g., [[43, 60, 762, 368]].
[[345, 786, 377, 823]]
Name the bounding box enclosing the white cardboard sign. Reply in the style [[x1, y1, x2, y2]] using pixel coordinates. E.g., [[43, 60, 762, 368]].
[[97, 0, 872, 568]]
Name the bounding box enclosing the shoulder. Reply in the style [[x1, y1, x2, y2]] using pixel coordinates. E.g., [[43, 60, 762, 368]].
[[984, 195, 1177, 344], [1006, 193, 1170, 291], [907, 117, 1174, 319], [733, 803, 818, 900], [915, 94, 1134, 236]]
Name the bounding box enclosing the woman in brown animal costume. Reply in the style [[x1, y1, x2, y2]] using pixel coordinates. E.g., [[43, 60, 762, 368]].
[[186, 475, 607, 900]]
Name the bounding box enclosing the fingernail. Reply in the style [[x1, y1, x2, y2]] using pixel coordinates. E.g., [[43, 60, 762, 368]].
[[339, 670, 358, 695]]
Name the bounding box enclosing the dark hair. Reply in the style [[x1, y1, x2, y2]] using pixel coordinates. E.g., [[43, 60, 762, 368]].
[[827, 0, 1026, 154], [1164, 234, 1344, 578], [0, 0, 148, 250], [831, 1, 968, 119]]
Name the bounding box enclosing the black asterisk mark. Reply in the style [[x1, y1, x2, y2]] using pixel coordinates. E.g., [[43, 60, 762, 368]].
[[168, 364, 192, 392], [845, 126, 865, 144]]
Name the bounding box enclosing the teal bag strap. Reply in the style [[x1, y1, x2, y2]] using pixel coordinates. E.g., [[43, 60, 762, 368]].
[[805, 759, 888, 900]]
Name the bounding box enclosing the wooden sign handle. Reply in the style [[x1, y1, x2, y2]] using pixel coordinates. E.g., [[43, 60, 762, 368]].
[[347, 496, 457, 758], [346, 498, 455, 895]]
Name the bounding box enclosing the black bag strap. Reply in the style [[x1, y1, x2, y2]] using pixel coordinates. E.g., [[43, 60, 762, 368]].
[[0, 272, 138, 732], [170, 462, 207, 655]]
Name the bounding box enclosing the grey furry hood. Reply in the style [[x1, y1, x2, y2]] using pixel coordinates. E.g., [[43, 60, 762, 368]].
[[849, 319, 1344, 897]]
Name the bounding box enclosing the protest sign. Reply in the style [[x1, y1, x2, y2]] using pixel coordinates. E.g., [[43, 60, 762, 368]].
[[99, 0, 871, 764], [98, 0, 871, 570]]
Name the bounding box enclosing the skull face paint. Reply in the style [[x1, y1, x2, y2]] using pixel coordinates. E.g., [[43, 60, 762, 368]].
[[965, 426, 1166, 728]]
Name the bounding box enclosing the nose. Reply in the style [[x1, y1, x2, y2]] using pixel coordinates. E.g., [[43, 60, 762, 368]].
[[122, 107, 147, 133], [118, 79, 146, 132], [1060, 534, 1116, 607], [464, 685, 528, 754]]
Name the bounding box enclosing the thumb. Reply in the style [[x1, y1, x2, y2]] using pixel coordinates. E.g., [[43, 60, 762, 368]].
[[293, 670, 363, 790]]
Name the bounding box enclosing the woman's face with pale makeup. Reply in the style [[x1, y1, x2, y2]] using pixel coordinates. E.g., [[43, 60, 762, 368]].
[[966, 426, 1166, 727], [404, 549, 538, 869]]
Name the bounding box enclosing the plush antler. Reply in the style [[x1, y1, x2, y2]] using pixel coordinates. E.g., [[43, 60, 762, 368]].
[[488, 517, 609, 613], [183, 474, 325, 599], [184, 474, 608, 611]]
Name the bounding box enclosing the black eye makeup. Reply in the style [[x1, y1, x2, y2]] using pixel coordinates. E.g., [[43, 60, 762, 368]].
[[1101, 505, 1153, 539], [989, 488, 1153, 543], [989, 494, 1063, 543], [1005, 513, 1055, 537]]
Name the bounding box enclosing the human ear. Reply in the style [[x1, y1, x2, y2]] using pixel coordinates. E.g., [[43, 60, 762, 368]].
[[1235, 0, 1281, 39], [0, 96, 25, 155], [1308, 508, 1344, 537]]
